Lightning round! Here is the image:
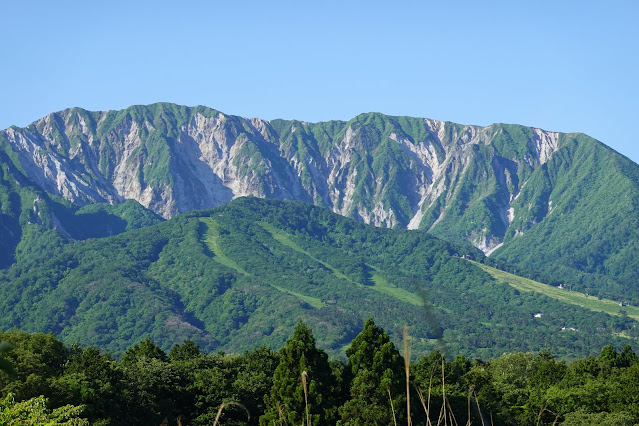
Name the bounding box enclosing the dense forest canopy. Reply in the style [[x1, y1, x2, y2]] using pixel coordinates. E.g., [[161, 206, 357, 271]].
[[0, 198, 636, 360], [0, 323, 638, 425]]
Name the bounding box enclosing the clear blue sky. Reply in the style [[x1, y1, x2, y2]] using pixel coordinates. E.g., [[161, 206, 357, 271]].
[[1, 1, 638, 162]]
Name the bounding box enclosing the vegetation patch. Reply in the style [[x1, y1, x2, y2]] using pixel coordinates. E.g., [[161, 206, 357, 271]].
[[470, 259, 639, 320], [200, 218, 249, 275], [260, 221, 422, 305], [259, 221, 352, 282], [370, 270, 422, 306], [269, 285, 325, 309]]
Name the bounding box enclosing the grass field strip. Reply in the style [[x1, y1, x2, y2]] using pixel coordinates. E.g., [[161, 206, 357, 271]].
[[201, 218, 329, 307], [467, 259, 639, 321], [200, 218, 249, 275], [259, 222, 422, 306]]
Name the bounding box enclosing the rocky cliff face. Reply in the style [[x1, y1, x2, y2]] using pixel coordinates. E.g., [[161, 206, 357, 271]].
[[0, 103, 601, 254], [4, 102, 639, 300]]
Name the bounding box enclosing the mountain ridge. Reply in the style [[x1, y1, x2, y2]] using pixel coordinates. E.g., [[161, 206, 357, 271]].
[[0, 102, 571, 230], [1, 102, 638, 301]]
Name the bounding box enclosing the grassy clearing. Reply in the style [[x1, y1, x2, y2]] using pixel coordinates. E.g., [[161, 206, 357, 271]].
[[270, 285, 325, 309], [204, 219, 325, 307], [259, 222, 353, 282], [467, 259, 639, 321], [259, 222, 423, 306], [370, 271, 422, 307], [199, 218, 249, 276]]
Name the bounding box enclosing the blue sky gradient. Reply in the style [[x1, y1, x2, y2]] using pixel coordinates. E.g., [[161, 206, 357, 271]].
[[1, 1, 637, 162]]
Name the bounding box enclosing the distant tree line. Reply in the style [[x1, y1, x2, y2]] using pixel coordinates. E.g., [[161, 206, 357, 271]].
[[1, 320, 639, 425]]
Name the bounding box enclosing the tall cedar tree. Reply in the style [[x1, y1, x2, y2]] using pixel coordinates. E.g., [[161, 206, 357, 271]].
[[339, 318, 405, 425], [260, 321, 337, 425]]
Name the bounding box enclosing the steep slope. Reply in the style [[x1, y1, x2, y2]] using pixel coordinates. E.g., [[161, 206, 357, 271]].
[[0, 198, 635, 359], [0, 133, 163, 268], [491, 139, 639, 300], [0, 104, 567, 231], [1, 103, 638, 301]]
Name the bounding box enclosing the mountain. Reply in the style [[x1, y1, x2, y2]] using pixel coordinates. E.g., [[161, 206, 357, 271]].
[[1, 103, 638, 301], [0, 197, 634, 359], [0, 132, 163, 268]]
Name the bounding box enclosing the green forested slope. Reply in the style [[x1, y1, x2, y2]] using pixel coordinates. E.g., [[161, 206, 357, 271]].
[[493, 135, 639, 302], [0, 197, 635, 359]]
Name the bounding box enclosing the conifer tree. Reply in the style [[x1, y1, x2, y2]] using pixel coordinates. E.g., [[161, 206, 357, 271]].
[[620, 344, 638, 368], [260, 320, 336, 425], [169, 339, 202, 362], [121, 338, 168, 366], [339, 318, 405, 425]]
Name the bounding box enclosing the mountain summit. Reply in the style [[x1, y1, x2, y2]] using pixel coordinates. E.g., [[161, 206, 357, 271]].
[[2, 103, 638, 300]]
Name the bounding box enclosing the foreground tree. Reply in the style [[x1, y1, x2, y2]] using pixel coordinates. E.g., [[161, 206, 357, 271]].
[[260, 321, 336, 425], [0, 393, 88, 425], [53, 346, 126, 424], [121, 338, 168, 365], [339, 318, 405, 425], [0, 331, 68, 401], [169, 339, 203, 362], [120, 338, 183, 425]]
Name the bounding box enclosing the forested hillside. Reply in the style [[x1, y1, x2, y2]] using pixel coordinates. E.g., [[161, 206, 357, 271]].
[[0, 197, 635, 359], [1, 323, 638, 425]]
